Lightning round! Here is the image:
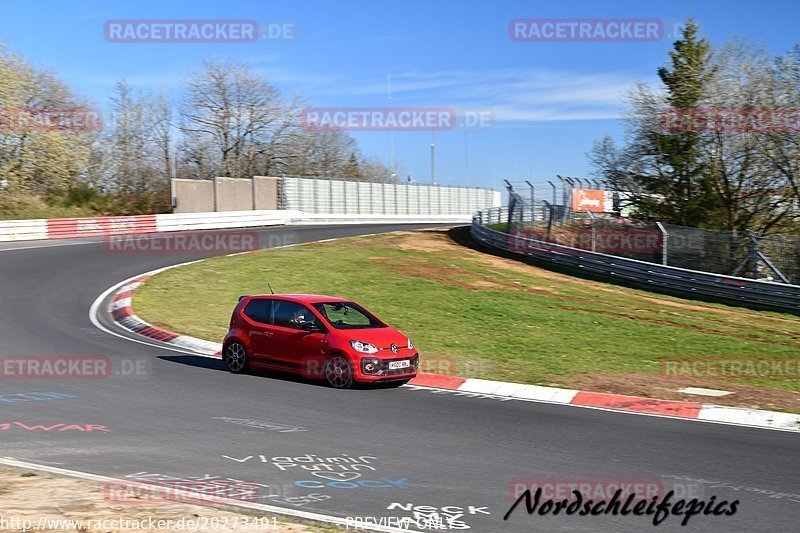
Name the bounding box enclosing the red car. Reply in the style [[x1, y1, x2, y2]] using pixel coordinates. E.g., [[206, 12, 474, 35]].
[[222, 294, 419, 388]]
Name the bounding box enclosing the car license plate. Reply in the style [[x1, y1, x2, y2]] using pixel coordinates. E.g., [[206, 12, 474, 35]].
[[388, 360, 410, 370]]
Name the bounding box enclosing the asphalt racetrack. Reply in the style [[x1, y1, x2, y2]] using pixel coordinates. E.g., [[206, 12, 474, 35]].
[[0, 224, 798, 532]]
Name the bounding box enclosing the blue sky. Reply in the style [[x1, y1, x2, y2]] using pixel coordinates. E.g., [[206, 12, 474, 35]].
[[1, 0, 798, 191]]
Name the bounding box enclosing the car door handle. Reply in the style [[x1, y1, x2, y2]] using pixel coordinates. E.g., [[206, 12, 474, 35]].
[[262, 331, 273, 337]]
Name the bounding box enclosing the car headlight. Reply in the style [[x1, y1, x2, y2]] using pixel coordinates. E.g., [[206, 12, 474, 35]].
[[350, 340, 378, 354], [407, 338, 414, 350]]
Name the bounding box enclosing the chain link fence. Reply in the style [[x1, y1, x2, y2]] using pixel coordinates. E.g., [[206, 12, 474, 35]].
[[506, 190, 800, 284]]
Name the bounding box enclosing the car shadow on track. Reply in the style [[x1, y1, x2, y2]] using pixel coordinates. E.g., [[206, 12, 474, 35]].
[[157, 354, 405, 391]]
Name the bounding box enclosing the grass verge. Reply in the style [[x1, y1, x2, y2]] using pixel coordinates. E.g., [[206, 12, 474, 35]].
[[135, 228, 800, 412]]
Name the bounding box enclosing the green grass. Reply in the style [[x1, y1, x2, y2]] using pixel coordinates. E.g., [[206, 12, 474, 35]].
[[134, 229, 800, 394], [486, 222, 508, 231]]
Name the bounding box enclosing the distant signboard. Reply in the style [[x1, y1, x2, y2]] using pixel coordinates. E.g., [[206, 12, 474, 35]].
[[570, 189, 605, 212]]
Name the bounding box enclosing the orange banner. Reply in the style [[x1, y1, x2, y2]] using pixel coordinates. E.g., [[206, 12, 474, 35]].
[[570, 189, 605, 212]]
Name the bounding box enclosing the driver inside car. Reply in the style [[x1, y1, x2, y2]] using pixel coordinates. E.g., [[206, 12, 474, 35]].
[[289, 307, 309, 327]]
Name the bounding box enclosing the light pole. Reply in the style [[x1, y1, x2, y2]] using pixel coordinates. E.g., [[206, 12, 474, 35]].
[[387, 75, 395, 176], [463, 129, 469, 187], [431, 130, 437, 185]]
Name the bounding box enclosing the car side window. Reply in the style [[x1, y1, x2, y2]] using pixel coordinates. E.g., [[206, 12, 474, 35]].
[[272, 300, 321, 330], [243, 299, 272, 324]]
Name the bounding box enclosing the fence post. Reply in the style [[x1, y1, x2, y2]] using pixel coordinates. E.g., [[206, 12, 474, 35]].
[[543, 201, 553, 242], [503, 180, 515, 228], [587, 210, 596, 252], [656, 222, 669, 266], [526, 180, 535, 224]]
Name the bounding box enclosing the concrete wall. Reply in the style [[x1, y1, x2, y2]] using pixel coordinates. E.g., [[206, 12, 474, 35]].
[[253, 176, 279, 210], [215, 177, 253, 212], [172, 176, 500, 215], [174, 179, 214, 214]]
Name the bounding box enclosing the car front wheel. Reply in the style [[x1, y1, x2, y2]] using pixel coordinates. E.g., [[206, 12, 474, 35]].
[[324, 355, 354, 389], [223, 341, 249, 374]]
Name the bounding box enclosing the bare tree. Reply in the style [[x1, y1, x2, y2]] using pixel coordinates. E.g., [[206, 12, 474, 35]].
[[178, 59, 300, 179], [98, 80, 171, 212]]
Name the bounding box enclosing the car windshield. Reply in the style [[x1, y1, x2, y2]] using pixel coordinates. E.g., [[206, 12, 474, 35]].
[[312, 302, 386, 329]]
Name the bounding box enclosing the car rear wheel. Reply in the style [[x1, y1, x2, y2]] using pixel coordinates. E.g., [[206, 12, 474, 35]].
[[223, 342, 249, 374], [324, 355, 354, 389]]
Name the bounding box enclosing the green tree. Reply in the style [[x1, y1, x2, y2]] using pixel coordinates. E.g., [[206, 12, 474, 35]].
[[652, 19, 718, 225], [344, 152, 360, 180], [590, 20, 720, 227]]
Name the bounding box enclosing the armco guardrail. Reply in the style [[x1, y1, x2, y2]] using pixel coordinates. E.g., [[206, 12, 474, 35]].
[[0, 210, 471, 243], [155, 210, 298, 232], [472, 207, 800, 314]]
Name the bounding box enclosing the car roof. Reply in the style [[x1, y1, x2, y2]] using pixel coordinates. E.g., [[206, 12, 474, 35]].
[[246, 294, 351, 304]]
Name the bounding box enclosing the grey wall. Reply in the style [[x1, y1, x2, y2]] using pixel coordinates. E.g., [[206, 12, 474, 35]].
[[253, 176, 279, 210], [172, 176, 500, 215], [173, 179, 214, 213], [215, 177, 253, 212]]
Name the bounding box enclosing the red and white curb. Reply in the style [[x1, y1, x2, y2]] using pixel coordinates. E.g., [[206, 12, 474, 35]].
[[109, 274, 223, 357], [102, 266, 800, 434], [410, 375, 800, 432]]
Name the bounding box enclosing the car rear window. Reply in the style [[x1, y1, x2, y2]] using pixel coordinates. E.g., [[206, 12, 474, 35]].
[[243, 299, 271, 324]]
